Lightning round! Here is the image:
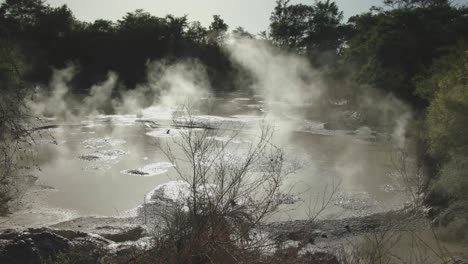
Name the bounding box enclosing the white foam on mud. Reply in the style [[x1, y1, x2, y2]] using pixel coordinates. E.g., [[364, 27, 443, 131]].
[[145, 180, 191, 202], [81, 137, 127, 149], [145, 181, 217, 204], [354, 126, 377, 141], [230, 115, 263, 121], [173, 114, 261, 129], [247, 104, 263, 109], [38, 117, 57, 121], [140, 106, 176, 121], [333, 191, 382, 216], [179, 115, 235, 123], [146, 128, 183, 138], [274, 192, 302, 205], [78, 149, 127, 162], [121, 162, 175, 177], [37, 139, 66, 145], [298, 120, 348, 136], [94, 114, 138, 126], [232, 97, 251, 101], [84, 164, 113, 171], [80, 120, 106, 128], [83, 107, 176, 127], [206, 136, 243, 144], [80, 131, 96, 134]]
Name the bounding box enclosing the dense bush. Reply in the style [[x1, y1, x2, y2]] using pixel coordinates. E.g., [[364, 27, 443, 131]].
[[0, 39, 37, 215]]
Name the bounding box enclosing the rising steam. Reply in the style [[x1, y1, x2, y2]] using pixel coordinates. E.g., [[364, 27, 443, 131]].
[[27, 59, 211, 122], [27, 36, 412, 150]]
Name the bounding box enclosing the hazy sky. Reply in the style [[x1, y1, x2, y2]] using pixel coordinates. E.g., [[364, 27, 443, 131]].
[[46, 0, 468, 34]]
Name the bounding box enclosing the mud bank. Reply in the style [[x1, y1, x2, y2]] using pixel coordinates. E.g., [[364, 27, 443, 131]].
[[0, 209, 432, 264]]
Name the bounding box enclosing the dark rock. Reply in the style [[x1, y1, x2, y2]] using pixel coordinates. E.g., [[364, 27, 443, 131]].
[[68, 236, 109, 263], [97, 226, 145, 242], [49, 229, 89, 240], [323, 122, 337, 130], [107, 243, 146, 264], [125, 169, 149, 176], [345, 225, 351, 232], [0, 231, 70, 264], [0, 238, 41, 264], [303, 251, 339, 264], [0, 229, 20, 240]]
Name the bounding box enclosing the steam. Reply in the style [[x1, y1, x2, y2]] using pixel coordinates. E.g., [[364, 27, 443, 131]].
[[227, 37, 323, 107], [83, 72, 118, 117], [25, 36, 418, 220], [28, 66, 76, 121], [28, 36, 412, 149], [115, 60, 211, 115], [28, 59, 211, 122]]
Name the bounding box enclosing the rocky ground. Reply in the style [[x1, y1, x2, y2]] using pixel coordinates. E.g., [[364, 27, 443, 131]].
[[0, 208, 435, 264], [1, 178, 466, 264], [0, 226, 152, 264]]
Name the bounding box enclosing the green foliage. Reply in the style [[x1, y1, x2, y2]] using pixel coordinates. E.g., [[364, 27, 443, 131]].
[[207, 15, 229, 44], [269, 0, 346, 54], [0, 0, 47, 27], [232, 26, 254, 39], [186, 21, 208, 44], [415, 42, 468, 102], [0, 1, 237, 90], [421, 45, 468, 241], [383, 0, 449, 9], [209, 14, 228, 33], [425, 50, 468, 159], [343, 4, 468, 103], [432, 154, 468, 200]]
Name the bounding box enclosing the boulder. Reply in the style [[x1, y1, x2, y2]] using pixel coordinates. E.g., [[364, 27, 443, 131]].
[[97, 226, 145, 242], [0, 231, 70, 264]]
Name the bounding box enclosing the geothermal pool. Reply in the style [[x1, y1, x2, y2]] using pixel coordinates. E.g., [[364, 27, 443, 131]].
[[30, 96, 409, 222]]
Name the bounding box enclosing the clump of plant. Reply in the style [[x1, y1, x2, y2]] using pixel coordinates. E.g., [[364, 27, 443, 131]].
[[137, 107, 299, 263]]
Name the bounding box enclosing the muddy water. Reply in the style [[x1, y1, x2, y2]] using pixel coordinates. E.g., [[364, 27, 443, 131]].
[[30, 96, 408, 221]]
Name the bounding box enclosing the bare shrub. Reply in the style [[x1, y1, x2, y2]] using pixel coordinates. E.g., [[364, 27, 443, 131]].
[[305, 176, 341, 223], [0, 38, 39, 214], [390, 146, 426, 206], [143, 106, 298, 263]]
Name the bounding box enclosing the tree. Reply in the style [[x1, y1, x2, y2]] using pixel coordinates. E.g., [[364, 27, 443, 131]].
[[87, 19, 115, 34], [0, 0, 47, 29], [36, 4, 74, 39], [426, 51, 468, 160], [117, 9, 165, 34], [186, 21, 208, 44], [208, 15, 228, 43], [383, 0, 449, 8], [415, 42, 468, 103], [165, 15, 188, 41], [232, 27, 254, 39], [269, 0, 345, 54], [343, 4, 468, 104]]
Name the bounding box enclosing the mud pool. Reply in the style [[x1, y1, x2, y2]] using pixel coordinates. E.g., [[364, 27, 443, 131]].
[[15, 96, 412, 224]]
